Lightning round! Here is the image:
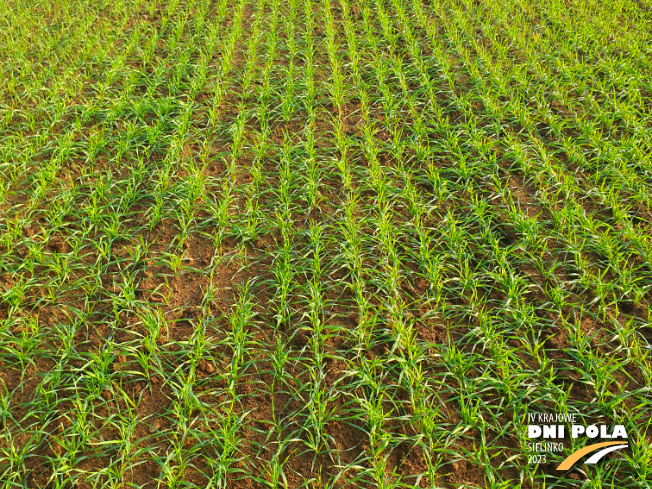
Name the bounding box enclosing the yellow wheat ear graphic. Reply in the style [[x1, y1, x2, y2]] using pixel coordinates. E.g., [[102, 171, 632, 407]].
[[556, 442, 629, 471]]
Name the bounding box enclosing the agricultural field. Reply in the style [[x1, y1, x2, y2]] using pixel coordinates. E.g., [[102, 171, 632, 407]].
[[0, 0, 651, 487]]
